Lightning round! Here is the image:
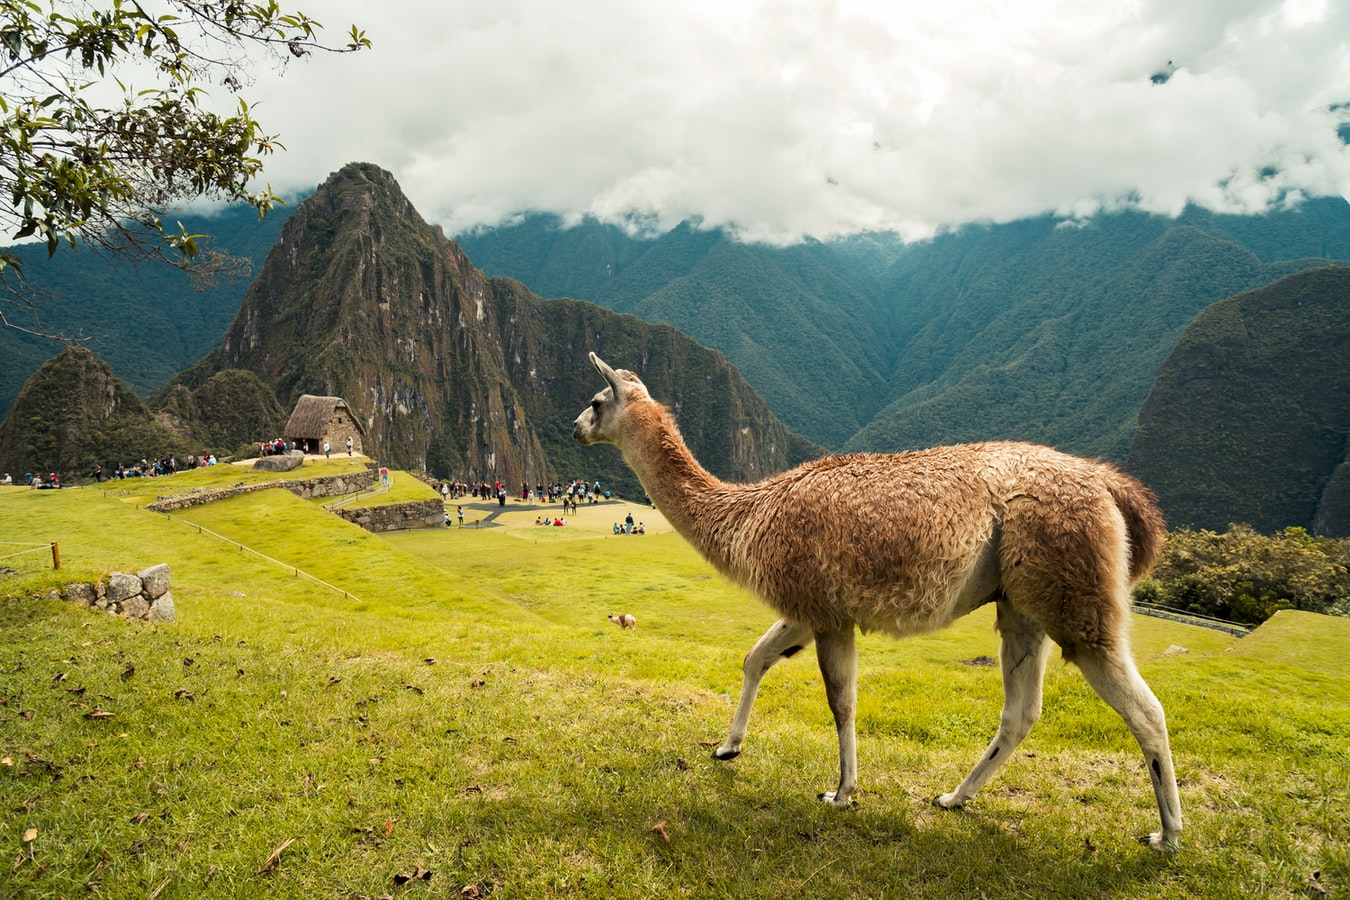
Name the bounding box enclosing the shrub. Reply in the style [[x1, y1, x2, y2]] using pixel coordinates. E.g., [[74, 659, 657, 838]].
[[1134, 524, 1350, 625]]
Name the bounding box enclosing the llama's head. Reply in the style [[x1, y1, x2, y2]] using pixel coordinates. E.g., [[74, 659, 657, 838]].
[[573, 353, 649, 446]]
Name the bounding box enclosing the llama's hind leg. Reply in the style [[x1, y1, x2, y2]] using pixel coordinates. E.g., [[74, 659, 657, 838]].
[[937, 603, 1050, 809], [1073, 648, 1182, 851], [815, 626, 859, 807], [714, 619, 814, 760]]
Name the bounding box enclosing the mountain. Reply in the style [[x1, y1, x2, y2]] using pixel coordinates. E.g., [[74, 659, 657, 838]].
[[459, 201, 1350, 459], [851, 211, 1341, 460], [0, 347, 175, 478], [0, 203, 295, 420], [1127, 266, 1350, 536], [459, 218, 895, 449], [0, 347, 292, 478], [8, 164, 1350, 530], [164, 163, 816, 499]]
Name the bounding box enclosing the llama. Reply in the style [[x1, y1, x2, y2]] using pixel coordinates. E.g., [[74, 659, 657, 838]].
[[573, 353, 1182, 850], [609, 613, 637, 630]]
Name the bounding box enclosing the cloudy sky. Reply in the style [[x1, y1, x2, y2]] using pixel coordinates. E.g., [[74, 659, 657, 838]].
[[226, 0, 1349, 244]]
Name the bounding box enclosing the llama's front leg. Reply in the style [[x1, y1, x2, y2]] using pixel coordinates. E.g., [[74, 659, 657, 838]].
[[714, 619, 815, 760], [814, 626, 859, 807], [937, 604, 1049, 810]]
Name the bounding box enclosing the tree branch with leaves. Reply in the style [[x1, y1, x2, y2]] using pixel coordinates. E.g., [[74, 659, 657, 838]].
[[0, 0, 369, 334]]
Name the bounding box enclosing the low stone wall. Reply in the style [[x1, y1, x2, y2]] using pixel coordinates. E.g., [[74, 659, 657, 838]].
[[144, 466, 379, 512], [334, 498, 445, 532], [60, 563, 175, 622], [146, 480, 283, 512]]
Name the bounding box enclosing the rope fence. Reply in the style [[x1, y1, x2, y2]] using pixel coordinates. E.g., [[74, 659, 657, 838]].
[[153, 512, 362, 604], [324, 475, 392, 511], [0, 541, 59, 569]]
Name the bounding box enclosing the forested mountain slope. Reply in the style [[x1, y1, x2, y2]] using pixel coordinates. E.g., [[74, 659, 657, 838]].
[[1127, 266, 1350, 536], [460, 200, 1350, 459], [464, 219, 892, 448], [854, 212, 1340, 459], [0, 204, 295, 419]]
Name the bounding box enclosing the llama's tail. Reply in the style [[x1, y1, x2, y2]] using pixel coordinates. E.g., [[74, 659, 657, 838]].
[[1107, 470, 1166, 582]]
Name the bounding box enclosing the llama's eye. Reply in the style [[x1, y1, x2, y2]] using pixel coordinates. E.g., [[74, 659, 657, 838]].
[[591, 400, 602, 410]]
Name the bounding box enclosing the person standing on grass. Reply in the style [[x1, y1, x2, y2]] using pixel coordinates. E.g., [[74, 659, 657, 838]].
[[457, 505, 464, 526]]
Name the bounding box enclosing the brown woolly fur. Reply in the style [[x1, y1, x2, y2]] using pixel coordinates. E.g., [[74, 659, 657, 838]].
[[575, 353, 1183, 851], [595, 392, 1159, 652]]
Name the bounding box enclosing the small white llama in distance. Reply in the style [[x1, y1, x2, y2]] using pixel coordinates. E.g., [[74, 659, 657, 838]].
[[608, 613, 637, 630], [573, 352, 1182, 850]]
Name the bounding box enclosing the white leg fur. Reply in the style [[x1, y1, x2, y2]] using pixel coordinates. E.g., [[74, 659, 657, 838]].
[[714, 619, 815, 760], [937, 603, 1051, 809], [1072, 650, 1183, 850], [814, 627, 859, 806]]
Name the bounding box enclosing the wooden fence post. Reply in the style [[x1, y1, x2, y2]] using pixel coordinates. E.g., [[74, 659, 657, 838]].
[[51, 541, 60, 570]]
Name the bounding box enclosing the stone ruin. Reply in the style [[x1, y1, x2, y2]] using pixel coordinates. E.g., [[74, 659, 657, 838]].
[[59, 562, 175, 622]]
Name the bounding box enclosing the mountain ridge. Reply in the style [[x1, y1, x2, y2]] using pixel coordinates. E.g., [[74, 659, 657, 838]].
[[459, 201, 1350, 459]]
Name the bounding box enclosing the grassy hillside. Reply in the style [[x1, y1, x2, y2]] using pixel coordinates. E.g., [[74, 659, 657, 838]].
[[1, 468, 1347, 897]]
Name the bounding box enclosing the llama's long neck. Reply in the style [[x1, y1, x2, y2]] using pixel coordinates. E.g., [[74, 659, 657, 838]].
[[617, 400, 746, 567]]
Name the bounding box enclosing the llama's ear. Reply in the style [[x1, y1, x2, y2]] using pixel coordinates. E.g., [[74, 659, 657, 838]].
[[591, 352, 622, 394]]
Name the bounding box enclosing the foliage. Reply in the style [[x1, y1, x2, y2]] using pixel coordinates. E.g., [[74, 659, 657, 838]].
[[1134, 524, 1350, 625], [0, 0, 368, 332], [0, 482, 1347, 897]]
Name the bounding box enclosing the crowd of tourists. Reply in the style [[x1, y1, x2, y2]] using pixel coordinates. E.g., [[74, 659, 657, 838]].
[[435, 477, 609, 512]]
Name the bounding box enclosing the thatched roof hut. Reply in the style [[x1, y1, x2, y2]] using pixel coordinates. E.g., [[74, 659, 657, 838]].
[[285, 395, 366, 456]]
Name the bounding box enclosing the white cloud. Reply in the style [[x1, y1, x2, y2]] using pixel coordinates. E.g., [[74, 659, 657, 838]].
[[226, 0, 1350, 243]]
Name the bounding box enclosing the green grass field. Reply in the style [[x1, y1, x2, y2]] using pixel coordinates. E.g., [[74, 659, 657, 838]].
[[1, 466, 1347, 898]]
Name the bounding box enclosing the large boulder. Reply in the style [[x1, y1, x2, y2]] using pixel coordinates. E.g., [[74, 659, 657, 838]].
[[253, 451, 303, 472]]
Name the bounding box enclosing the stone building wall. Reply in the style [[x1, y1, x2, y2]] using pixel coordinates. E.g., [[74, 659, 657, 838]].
[[334, 499, 445, 532]]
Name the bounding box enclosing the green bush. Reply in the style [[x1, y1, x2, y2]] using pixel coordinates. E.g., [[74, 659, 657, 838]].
[[1134, 524, 1350, 624]]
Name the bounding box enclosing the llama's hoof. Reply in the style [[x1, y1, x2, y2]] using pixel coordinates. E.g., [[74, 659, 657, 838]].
[[711, 746, 740, 761], [933, 792, 965, 810], [817, 790, 856, 808], [1139, 831, 1180, 852]]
